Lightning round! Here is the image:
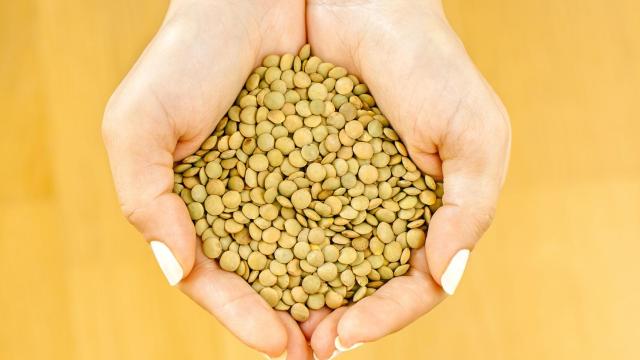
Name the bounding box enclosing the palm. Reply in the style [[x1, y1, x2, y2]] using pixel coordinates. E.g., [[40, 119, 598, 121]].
[[306, 1, 510, 357], [307, 0, 495, 174], [104, 1, 311, 358]]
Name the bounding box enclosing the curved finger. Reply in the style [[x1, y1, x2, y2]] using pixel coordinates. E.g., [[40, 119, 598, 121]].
[[309, 307, 348, 360], [180, 246, 288, 356], [420, 85, 511, 294], [103, 88, 196, 286], [273, 312, 312, 360], [102, 13, 255, 285], [338, 273, 443, 348], [425, 116, 508, 294], [337, 249, 444, 347]]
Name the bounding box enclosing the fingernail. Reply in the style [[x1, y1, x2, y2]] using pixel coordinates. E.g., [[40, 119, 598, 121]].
[[313, 350, 339, 360], [262, 351, 287, 360], [150, 241, 183, 286], [441, 249, 470, 295], [334, 336, 363, 352]]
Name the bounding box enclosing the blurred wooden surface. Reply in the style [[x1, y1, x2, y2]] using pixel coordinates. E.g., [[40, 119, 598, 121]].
[[1, 0, 639, 359]]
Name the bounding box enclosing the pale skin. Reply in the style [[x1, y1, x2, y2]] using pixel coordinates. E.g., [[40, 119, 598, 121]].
[[102, 0, 511, 359]]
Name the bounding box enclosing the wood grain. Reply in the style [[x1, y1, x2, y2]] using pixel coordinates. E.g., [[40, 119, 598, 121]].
[[1, 0, 638, 359]]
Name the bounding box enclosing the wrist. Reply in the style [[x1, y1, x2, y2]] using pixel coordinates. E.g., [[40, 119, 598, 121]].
[[309, 0, 443, 10]]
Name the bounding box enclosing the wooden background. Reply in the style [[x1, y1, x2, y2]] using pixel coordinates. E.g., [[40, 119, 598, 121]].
[[1, 0, 639, 359]]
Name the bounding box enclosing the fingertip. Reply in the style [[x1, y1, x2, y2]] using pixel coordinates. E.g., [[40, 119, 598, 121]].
[[269, 328, 290, 357], [441, 248, 470, 295], [259, 336, 288, 359], [274, 312, 308, 360], [132, 193, 197, 279], [247, 308, 289, 355], [334, 336, 363, 353], [149, 240, 184, 286], [310, 307, 347, 360], [336, 308, 366, 345], [424, 204, 478, 288], [261, 351, 287, 360]]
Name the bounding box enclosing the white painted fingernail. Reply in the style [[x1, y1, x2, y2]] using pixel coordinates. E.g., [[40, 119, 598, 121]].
[[150, 241, 183, 286], [441, 249, 470, 295], [313, 350, 338, 360], [262, 351, 287, 360], [334, 336, 363, 352]]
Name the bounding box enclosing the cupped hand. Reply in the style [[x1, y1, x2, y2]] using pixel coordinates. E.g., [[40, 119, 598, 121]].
[[306, 0, 511, 357], [102, 1, 313, 358]]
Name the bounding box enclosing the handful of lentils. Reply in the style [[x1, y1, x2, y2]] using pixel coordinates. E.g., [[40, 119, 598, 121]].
[[173, 45, 443, 322]]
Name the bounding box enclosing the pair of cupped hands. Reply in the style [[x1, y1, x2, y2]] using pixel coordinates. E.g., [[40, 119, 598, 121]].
[[102, 0, 511, 359]]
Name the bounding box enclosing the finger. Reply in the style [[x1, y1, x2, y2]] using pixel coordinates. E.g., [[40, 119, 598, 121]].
[[309, 307, 348, 360], [102, 16, 250, 285], [180, 245, 288, 356], [336, 275, 442, 345], [414, 80, 510, 294], [410, 152, 443, 180], [425, 140, 505, 295], [103, 93, 196, 286], [299, 308, 331, 341], [335, 250, 445, 348], [275, 312, 313, 360], [102, 8, 264, 285]]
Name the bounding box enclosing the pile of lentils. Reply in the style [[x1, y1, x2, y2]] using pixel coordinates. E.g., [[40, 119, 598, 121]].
[[173, 45, 443, 322]]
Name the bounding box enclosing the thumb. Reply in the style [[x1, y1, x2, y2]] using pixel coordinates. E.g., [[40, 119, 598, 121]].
[[102, 93, 196, 286], [414, 81, 511, 295], [100, 9, 256, 286], [424, 162, 498, 295]]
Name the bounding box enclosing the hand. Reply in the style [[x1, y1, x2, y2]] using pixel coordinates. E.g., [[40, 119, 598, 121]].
[[306, 0, 511, 357], [102, 1, 312, 358]]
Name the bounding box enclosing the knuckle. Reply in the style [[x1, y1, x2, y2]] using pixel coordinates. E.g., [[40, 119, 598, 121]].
[[112, 188, 139, 223], [118, 193, 163, 233], [470, 203, 496, 237], [120, 201, 138, 224], [119, 199, 148, 233]]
